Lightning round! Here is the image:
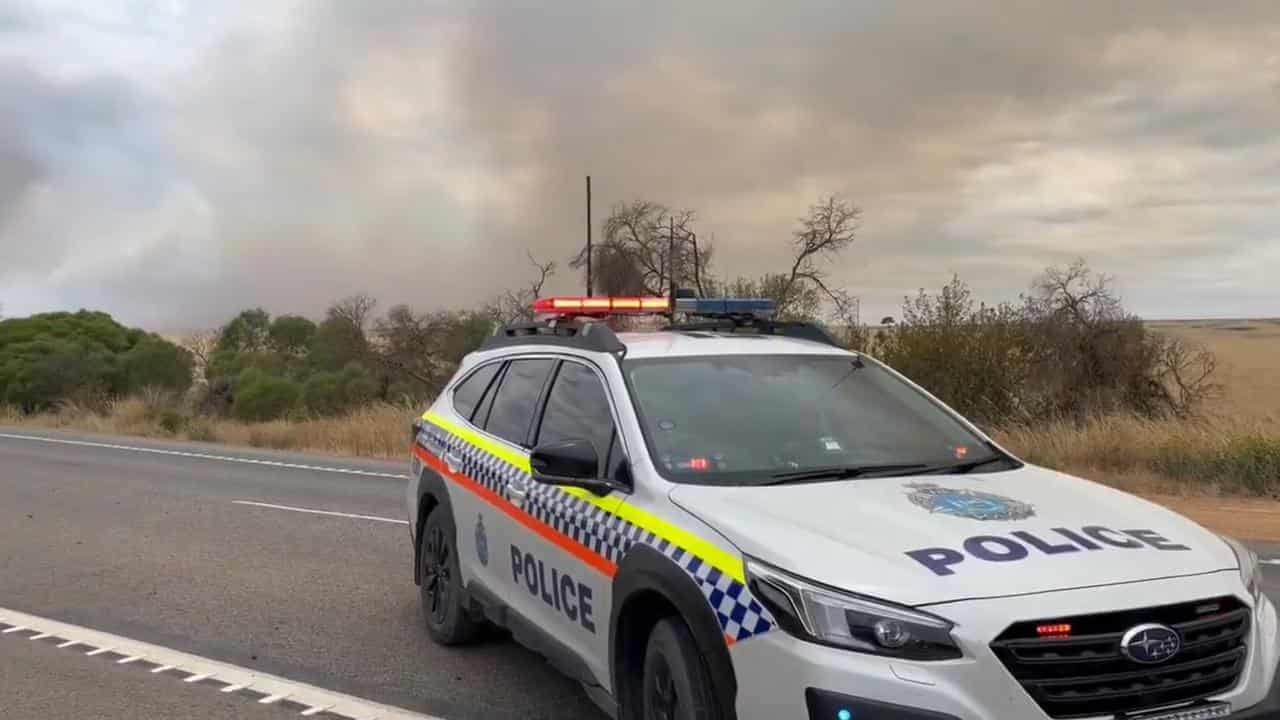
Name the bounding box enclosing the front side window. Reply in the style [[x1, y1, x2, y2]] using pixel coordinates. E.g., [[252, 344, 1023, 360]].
[[625, 354, 1006, 486], [536, 361, 616, 473], [484, 359, 555, 446]]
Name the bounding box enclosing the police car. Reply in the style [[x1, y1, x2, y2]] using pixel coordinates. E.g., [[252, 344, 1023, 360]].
[[406, 295, 1280, 720]]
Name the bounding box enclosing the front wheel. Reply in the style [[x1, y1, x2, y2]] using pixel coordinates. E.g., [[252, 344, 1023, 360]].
[[642, 617, 721, 720], [419, 506, 480, 645]]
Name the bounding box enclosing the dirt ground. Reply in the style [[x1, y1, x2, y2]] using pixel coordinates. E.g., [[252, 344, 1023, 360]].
[[1148, 494, 1280, 542]]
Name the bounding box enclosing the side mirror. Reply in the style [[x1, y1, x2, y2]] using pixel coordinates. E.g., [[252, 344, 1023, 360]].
[[410, 418, 423, 443], [530, 439, 617, 495]]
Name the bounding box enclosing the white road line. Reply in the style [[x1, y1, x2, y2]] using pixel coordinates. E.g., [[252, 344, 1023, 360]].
[[2, 625, 26, 634], [29, 632, 51, 640], [302, 706, 334, 716], [221, 683, 248, 693], [117, 655, 142, 664], [0, 432, 409, 480], [259, 693, 288, 704], [57, 639, 79, 648], [184, 672, 213, 683], [0, 606, 445, 720], [233, 500, 408, 525], [151, 665, 174, 673], [1260, 559, 1280, 566], [86, 646, 114, 656]]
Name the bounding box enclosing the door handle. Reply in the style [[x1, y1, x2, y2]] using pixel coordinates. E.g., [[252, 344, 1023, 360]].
[[444, 450, 463, 474], [507, 477, 529, 506]]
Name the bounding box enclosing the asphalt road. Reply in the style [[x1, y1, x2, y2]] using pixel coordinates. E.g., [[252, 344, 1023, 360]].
[[1, 635, 308, 720], [0, 428, 605, 720], [2, 427, 1278, 720]]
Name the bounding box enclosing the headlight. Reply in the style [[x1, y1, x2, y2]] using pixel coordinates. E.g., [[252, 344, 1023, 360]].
[[1222, 535, 1263, 602], [746, 558, 961, 660]]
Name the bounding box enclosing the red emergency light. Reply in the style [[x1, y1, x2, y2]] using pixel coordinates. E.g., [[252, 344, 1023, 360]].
[[1036, 623, 1072, 638], [533, 296, 671, 316]]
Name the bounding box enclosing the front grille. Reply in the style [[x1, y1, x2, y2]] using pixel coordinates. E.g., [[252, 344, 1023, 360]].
[[990, 596, 1249, 718]]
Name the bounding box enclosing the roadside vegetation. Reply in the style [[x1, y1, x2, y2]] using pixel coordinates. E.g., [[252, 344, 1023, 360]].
[[1, 194, 1275, 497]]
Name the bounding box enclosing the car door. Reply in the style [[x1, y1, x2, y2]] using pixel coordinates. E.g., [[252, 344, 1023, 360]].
[[425, 359, 506, 597], [525, 358, 629, 683], [456, 356, 558, 624]]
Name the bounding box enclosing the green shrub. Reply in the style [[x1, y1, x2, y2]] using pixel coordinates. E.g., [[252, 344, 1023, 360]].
[[232, 370, 301, 421], [302, 372, 345, 415], [123, 339, 194, 394], [1154, 435, 1280, 495], [871, 263, 1218, 426], [157, 410, 187, 435], [309, 316, 367, 371], [301, 363, 379, 416], [269, 315, 317, 355], [339, 363, 378, 405], [0, 311, 190, 413]]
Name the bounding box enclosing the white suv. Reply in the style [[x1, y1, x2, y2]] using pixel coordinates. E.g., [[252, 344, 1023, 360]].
[[406, 298, 1280, 720]]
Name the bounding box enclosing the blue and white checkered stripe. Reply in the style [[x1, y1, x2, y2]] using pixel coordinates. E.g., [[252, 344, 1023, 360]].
[[420, 421, 774, 643]]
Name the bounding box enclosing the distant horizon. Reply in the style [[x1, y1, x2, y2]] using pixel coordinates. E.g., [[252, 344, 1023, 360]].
[[7, 306, 1274, 338]]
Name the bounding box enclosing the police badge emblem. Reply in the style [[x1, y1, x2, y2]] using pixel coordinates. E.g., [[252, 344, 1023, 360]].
[[475, 514, 489, 567], [905, 482, 1035, 521]]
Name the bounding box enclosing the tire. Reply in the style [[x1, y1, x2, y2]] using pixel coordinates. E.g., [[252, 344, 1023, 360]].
[[419, 505, 480, 645], [641, 617, 721, 720]]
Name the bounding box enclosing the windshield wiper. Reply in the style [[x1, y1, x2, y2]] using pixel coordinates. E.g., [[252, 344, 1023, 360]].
[[763, 463, 931, 485], [915, 454, 1010, 475]]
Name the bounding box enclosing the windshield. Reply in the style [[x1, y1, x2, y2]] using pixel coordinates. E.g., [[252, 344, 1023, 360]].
[[625, 353, 1005, 486]]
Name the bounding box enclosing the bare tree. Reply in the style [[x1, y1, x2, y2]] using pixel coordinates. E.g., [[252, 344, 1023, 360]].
[[488, 252, 556, 325], [572, 200, 712, 296], [372, 306, 455, 388], [1153, 335, 1221, 418], [181, 330, 220, 376], [328, 293, 378, 332], [1028, 259, 1124, 327], [780, 195, 861, 317], [726, 195, 862, 324]]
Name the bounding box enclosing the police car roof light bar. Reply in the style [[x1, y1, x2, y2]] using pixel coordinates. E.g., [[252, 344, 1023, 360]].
[[664, 316, 841, 348], [532, 296, 670, 316]]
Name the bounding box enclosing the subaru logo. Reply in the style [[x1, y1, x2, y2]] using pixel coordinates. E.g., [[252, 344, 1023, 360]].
[[1120, 623, 1181, 664]]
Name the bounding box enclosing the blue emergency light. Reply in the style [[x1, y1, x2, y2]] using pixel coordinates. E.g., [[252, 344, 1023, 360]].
[[674, 297, 776, 318]]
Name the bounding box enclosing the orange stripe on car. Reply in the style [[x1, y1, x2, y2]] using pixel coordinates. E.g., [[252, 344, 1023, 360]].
[[415, 445, 619, 579]]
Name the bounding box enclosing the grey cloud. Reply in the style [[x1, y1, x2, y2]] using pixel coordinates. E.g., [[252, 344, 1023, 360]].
[[3, 1, 1280, 328], [0, 62, 156, 271]]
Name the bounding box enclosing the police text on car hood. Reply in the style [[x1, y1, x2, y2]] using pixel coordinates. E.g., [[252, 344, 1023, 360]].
[[670, 464, 1239, 606]]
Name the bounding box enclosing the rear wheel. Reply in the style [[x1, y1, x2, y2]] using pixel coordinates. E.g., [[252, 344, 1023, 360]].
[[419, 506, 479, 645], [642, 617, 720, 720]]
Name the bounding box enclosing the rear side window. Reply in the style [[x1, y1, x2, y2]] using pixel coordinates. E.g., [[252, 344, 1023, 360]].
[[536, 361, 616, 468], [484, 359, 555, 446], [451, 363, 501, 422]]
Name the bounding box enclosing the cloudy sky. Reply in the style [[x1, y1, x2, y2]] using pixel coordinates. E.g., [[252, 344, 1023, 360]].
[[2, 1, 1278, 330]]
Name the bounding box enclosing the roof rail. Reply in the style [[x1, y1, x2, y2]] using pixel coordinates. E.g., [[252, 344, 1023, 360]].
[[663, 317, 842, 348], [480, 318, 626, 354]]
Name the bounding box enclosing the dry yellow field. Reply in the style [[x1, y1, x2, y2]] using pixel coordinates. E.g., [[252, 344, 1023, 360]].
[[1148, 318, 1280, 426]]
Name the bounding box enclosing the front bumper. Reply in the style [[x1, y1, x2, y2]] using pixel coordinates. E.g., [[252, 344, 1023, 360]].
[[731, 572, 1280, 720], [1229, 661, 1280, 719], [803, 666, 1280, 720]]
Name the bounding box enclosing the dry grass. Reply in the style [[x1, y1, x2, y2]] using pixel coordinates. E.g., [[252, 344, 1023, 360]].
[[994, 415, 1280, 497], [4, 398, 414, 460]]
